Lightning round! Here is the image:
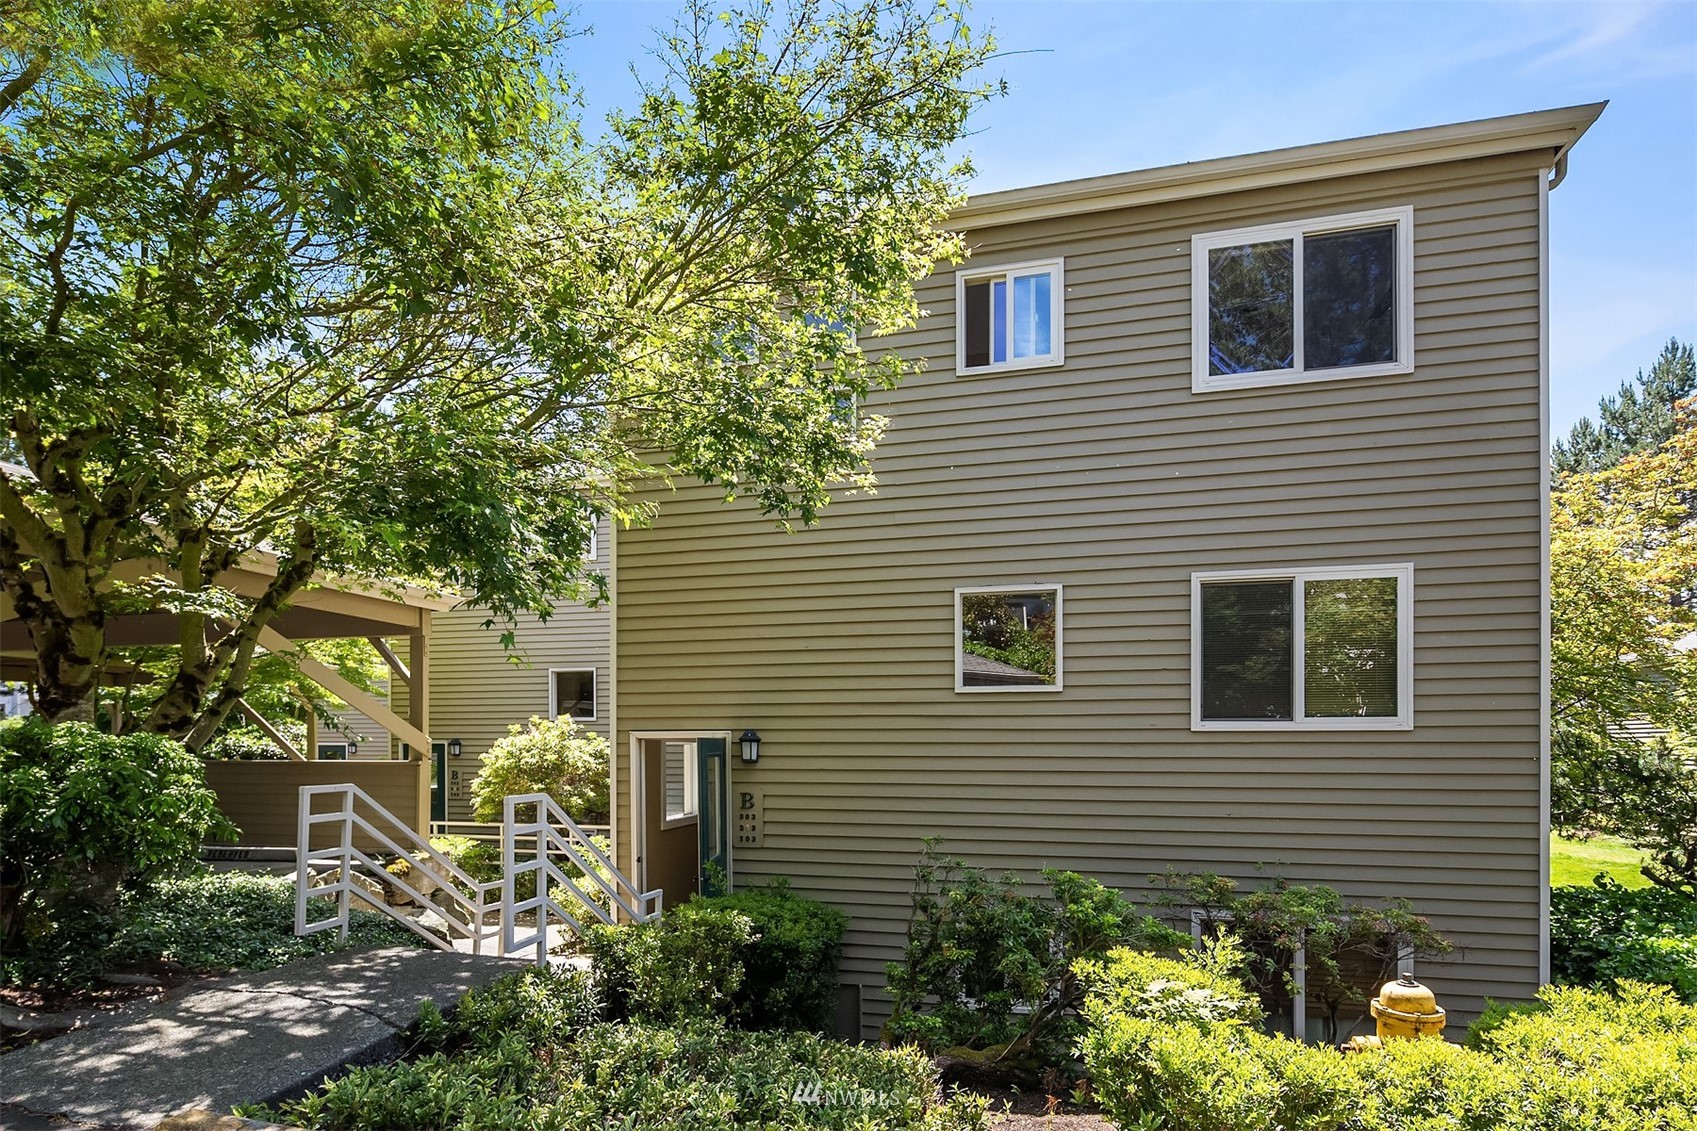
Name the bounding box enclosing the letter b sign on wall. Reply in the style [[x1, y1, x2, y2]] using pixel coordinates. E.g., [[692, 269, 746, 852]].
[[735, 786, 764, 848]]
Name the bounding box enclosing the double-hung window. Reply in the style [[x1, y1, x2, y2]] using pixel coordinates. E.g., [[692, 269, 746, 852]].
[[1192, 207, 1413, 392], [1191, 564, 1413, 730], [956, 258, 1064, 374]]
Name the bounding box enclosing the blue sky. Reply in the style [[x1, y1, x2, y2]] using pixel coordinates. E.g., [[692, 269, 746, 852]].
[[567, 0, 1697, 437]]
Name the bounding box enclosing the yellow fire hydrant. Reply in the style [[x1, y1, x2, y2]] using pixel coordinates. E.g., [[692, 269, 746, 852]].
[[1343, 972, 1446, 1052]]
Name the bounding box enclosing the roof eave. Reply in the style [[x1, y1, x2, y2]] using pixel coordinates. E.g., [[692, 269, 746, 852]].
[[950, 102, 1607, 230]]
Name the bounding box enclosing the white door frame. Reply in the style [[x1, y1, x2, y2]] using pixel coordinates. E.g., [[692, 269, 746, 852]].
[[628, 730, 735, 896]]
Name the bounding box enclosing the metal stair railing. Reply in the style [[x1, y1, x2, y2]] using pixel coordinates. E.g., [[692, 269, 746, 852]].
[[295, 783, 502, 954], [502, 792, 663, 964]]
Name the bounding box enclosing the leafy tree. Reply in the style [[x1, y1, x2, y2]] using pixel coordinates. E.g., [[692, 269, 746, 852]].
[[1553, 338, 1696, 474], [104, 636, 388, 751], [1550, 400, 1697, 895], [0, 0, 996, 741]]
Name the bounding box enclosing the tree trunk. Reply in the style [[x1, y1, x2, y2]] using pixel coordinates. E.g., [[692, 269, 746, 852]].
[[13, 603, 105, 725], [143, 520, 320, 739], [1, 430, 117, 727]]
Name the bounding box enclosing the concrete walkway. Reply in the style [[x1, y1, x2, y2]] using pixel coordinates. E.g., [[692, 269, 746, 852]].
[[0, 946, 517, 1130]]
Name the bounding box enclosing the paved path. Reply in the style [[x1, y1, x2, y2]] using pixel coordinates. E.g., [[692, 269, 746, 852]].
[[0, 946, 517, 1130]]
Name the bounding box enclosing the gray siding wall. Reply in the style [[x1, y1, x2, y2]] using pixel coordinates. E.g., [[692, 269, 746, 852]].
[[405, 517, 612, 823], [615, 152, 1549, 1036]]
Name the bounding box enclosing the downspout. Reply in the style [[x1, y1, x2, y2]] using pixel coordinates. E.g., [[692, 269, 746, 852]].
[[1547, 153, 1569, 192]]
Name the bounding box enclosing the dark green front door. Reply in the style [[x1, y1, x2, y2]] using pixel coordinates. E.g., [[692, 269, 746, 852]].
[[430, 742, 446, 824], [697, 738, 729, 895]]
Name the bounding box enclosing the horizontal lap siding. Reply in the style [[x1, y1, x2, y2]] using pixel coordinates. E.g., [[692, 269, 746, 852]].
[[328, 696, 393, 757], [616, 153, 1548, 1035], [423, 518, 612, 823]]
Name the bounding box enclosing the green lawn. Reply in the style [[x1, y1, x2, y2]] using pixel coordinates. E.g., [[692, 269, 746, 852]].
[[1551, 833, 1651, 888]]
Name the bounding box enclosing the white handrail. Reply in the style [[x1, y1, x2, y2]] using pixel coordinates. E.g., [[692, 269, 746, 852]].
[[502, 792, 662, 963], [294, 784, 502, 954], [430, 819, 612, 843], [296, 784, 659, 964]]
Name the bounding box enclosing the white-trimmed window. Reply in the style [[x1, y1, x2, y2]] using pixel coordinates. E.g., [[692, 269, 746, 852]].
[[549, 668, 596, 722], [956, 258, 1064, 375], [955, 585, 1063, 693], [315, 741, 349, 760], [1191, 564, 1412, 730], [1192, 207, 1413, 392]]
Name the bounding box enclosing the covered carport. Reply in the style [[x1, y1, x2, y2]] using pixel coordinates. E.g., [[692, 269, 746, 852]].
[[0, 553, 458, 845]]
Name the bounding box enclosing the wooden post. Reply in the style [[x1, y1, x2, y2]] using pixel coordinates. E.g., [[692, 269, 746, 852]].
[[304, 697, 319, 760], [409, 614, 432, 835]]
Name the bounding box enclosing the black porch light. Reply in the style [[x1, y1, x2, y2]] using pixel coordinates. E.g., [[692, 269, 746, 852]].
[[738, 730, 762, 764], [347, 740, 359, 757], [447, 737, 463, 758]]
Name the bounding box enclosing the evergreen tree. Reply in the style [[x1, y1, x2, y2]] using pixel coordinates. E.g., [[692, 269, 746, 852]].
[[1553, 338, 1696, 473]]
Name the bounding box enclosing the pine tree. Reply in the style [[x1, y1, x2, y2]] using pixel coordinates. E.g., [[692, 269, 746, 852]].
[[1553, 338, 1696, 473]]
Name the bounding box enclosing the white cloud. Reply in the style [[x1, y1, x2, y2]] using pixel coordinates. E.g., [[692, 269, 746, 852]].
[[1519, 0, 1697, 82]]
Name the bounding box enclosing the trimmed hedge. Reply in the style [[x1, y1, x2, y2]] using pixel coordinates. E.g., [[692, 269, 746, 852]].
[[1079, 946, 1697, 1131], [586, 879, 848, 1032]]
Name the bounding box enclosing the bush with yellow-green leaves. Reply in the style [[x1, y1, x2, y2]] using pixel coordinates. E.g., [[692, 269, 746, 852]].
[[1078, 946, 1697, 1131]]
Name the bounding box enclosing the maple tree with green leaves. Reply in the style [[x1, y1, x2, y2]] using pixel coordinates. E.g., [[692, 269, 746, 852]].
[[1550, 395, 1696, 895], [0, 0, 998, 742]]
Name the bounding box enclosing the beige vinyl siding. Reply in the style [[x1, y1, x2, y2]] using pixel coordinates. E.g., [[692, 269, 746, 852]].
[[409, 516, 612, 823], [616, 151, 1550, 1036]]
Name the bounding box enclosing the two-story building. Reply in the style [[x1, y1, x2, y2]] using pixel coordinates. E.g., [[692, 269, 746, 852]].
[[603, 103, 1604, 1039]]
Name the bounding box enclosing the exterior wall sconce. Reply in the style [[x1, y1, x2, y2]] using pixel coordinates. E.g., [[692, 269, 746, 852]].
[[447, 737, 463, 758], [738, 730, 762, 764], [347, 740, 359, 757]]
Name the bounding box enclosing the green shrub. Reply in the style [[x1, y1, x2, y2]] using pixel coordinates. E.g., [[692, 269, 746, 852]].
[[1150, 869, 1453, 1042], [1550, 876, 1697, 1000], [585, 899, 755, 1024], [883, 841, 1189, 1075], [470, 716, 609, 824], [1080, 948, 1697, 1131], [1, 719, 236, 983], [415, 966, 603, 1055], [1075, 937, 1263, 1032], [586, 881, 848, 1032], [706, 879, 848, 1031], [252, 967, 987, 1131]]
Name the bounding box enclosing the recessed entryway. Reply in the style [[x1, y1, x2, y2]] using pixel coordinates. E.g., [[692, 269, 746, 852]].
[[630, 733, 731, 910]]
